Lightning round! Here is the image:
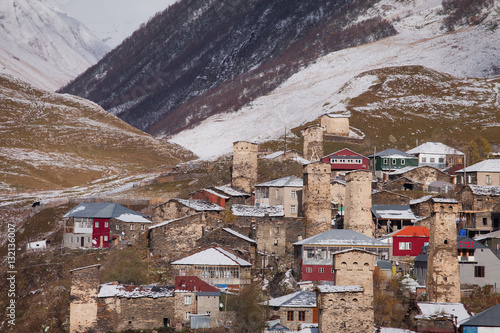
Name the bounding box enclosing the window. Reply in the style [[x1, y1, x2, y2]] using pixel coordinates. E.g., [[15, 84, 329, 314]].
[[87, 237, 90, 243], [276, 189, 279, 198], [318, 268, 324, 273], [130, 224, 136, 230], [185, 295, 192, 305], [291, 190, 296, 199], [474, 266, 485, 278], [383, 158, 388, 165], [486, 175, 492, 184], [483, 218, 488, 226], [185, 312, 191, 320], [439, 157, 444, 163], [287, 311, 294, 321], [392, 159, 397, 165], [401, 159, 405, 165], [69, 236, 72, 243], [116, 225, 119, 230], [399, 242, 411, 250], [291, 205, 296, 214], [306, 267, 312, 273], [104, 235, 108, 242], [95, 221, 99, 228], [422, 157, 426, 163], [477, 200, 483, 209], [299, 311, 306, 321], [141, 224, 145, 230], [105, 221, 109, 228], [430, 157, 435, 163]]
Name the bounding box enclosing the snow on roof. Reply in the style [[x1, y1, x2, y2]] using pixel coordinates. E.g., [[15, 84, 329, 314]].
[[231, 204, 284, 217], [212, 185, 250, 197], [415, 302, 471, 323], [323, 112, 351, 118], [407, 142, 464, 156], [148, 214, 199, 230], [393, 226, 429, 237], [294, 229, 389, 247], [174, 198, 223, 211], [379, 327, 416, 333], [222, 228, 256, 244], [317, 285, 363, 293], [255, 175, 303, 188], [331, 248, 377, 256], [171, 247, 252, 266], [69, 264, 101, 273], [262, 291, 317, 308], [116, 213, 151, 223], [263, 151, 285, 159], [201, 188, 230, 199], [98, 282, 174, 298], [371, 205, 416, 220], [385, 166, 417, 176], [456, 159, 500, 173], [64, 203, 149, 220], [370, 148, 416, 158], [469, 185, 500, 196], [474, 229, 500, 241], [292, 156, 312, 165], [432, 198, 458, 204]]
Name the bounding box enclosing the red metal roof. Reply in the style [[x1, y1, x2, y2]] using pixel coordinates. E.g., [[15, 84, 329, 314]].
[[175, 276, 220, 292], [393, 226, 429, 237]]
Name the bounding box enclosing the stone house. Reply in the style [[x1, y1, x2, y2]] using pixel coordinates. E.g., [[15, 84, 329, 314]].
[[410, 302, 471, 333], [262, 291, 318, 331], [382, 176, 424, 192], [63, 203, 152, 249], [385, 166, 453, 191], [371, 204, 417, 237], [254, 176, 303, 218], [407, 141, 464, 169], [320, 113, 350, 136], [293, 229, 389, 281], [152, 198, 222, 224], [409, 195, 435, 218], [458, 185, 500, 236], [171, 247, 252, 292], [370, 148, 419, 179], [372, 190, 411, 205], [316, 249, 376, 333], [148, 212, 222, 260], [456, 159, 500, 186]]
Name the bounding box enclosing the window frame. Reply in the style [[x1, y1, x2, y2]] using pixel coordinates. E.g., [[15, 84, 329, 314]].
[[287, 311, 294, 321]]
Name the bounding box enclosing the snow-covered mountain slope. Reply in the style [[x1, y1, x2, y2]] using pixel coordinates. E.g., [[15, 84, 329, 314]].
[[0, 0, 109, 91], [169, 0, 500, 160], [48, 0, 177, 48]]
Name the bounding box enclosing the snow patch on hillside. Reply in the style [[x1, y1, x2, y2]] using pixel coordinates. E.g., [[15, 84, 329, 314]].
[[169, 0, 500, 160]]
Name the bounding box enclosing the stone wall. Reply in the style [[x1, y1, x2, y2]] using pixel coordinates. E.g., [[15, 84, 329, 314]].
[[344, 170, 373, 237], [174, 292, 197, 328], [196, 227, 257, 264], [70, 265, 100, 333], [426, 201, 461, 303], [303, 125, 324, 162], [232, 141, 258, 193], [320, 115, 349, 136], [389, 166, 452, 191], [372, 190, 410, 205], [382, 177, 424, 192], [303, 162, 332, 238], [270, 307, 316, 331], [333, 250, 375, 296], [255, 220, 286, 257], [330, 181, 346, 205]]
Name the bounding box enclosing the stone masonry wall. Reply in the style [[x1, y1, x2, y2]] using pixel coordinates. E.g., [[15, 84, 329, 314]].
[[372, 191, 410, 206], [321, 115, 349, 136], [303, 162, 332, 238], [333, 250, 375, 297], [70, 265, 100, 333], [426, 202, 461, 303], [232, 141, 258, 193], [303, 125, 324, 162], [344, 170, 373, 237]]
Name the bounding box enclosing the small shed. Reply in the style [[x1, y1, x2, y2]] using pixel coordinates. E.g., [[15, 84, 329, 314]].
[[26, 240, 49, 251]]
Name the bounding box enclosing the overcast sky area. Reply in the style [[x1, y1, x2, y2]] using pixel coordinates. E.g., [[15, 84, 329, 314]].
[[47, 0, 178, 48]]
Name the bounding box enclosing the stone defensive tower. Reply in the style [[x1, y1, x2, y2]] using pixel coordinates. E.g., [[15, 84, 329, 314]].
[[320, 113, 350, 136], [303, 125, 324, 162], [344, 170, 373, 238], [317, 249, 375, 333], [303, 161, 331, 238], [232, 141, 258, 193], [70, 264, 100, 333], [426, 198, 460, 303]]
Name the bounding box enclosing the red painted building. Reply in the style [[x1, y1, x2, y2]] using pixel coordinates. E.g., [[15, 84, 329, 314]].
[[392, 226, 429, 257], [321, 148, 369, 173], [92, 218, 110, 248], [192, 189, 229, 208]]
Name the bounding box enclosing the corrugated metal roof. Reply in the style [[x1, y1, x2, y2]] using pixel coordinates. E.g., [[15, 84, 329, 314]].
[[174, 198, 223, 211], [371, 205, 416, 220], [459, 303, 500, 327], [64, 203, 150, 223], [370, 148, 416, 158], [171, 247, 252, 266], [407, 142, 464, 155], [456, 159, 500, 173], [294, 229, 388, 247], [469, 185, 500, 196], [255, 175, 303, 188], [263, 291, 316, 308]]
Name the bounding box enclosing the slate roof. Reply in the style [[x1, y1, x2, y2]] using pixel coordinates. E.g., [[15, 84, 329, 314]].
[[262, 291, 316, 308], [407, 142, 464, 155], [171, 247, 252, 266], [64, 203, 151, 223], [370, 148, 416, 158], [255, 175, 303, 188], [231, 204, 284, 217], [212, 185, 250, 197], [174, 198, 223, 211], [456, 159, 500, 173], [371, 205, 417, 220], [222, 228, 256, 244], [98, 282, 174, 298], [459, 303, 500, 327], [469, 185, 500, 196], [415, 302, 471, 323], [294, 229, 389, 247], [317, 285, 363, 293]]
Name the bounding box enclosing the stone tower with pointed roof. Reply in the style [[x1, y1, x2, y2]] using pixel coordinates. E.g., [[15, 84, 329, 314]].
[[232, 141, 258, 193], [303, 125, 324, 162], [426, 198, 461, 303], [303, 161, 331, 238], [344, 170, 373, 238]]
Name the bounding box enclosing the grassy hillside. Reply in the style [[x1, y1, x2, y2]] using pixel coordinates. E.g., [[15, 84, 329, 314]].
[[0, 74, 194, 192]]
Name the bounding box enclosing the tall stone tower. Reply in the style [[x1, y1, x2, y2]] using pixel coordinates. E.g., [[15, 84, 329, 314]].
[[426, 198, 461, 303], [303, 125, 324, 162], [317, 249, 375, 333], [232, 141, 258, 193], [344, 170, 373, 238], [303, 161, 331, 238], [70, 264, 100, 333]]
